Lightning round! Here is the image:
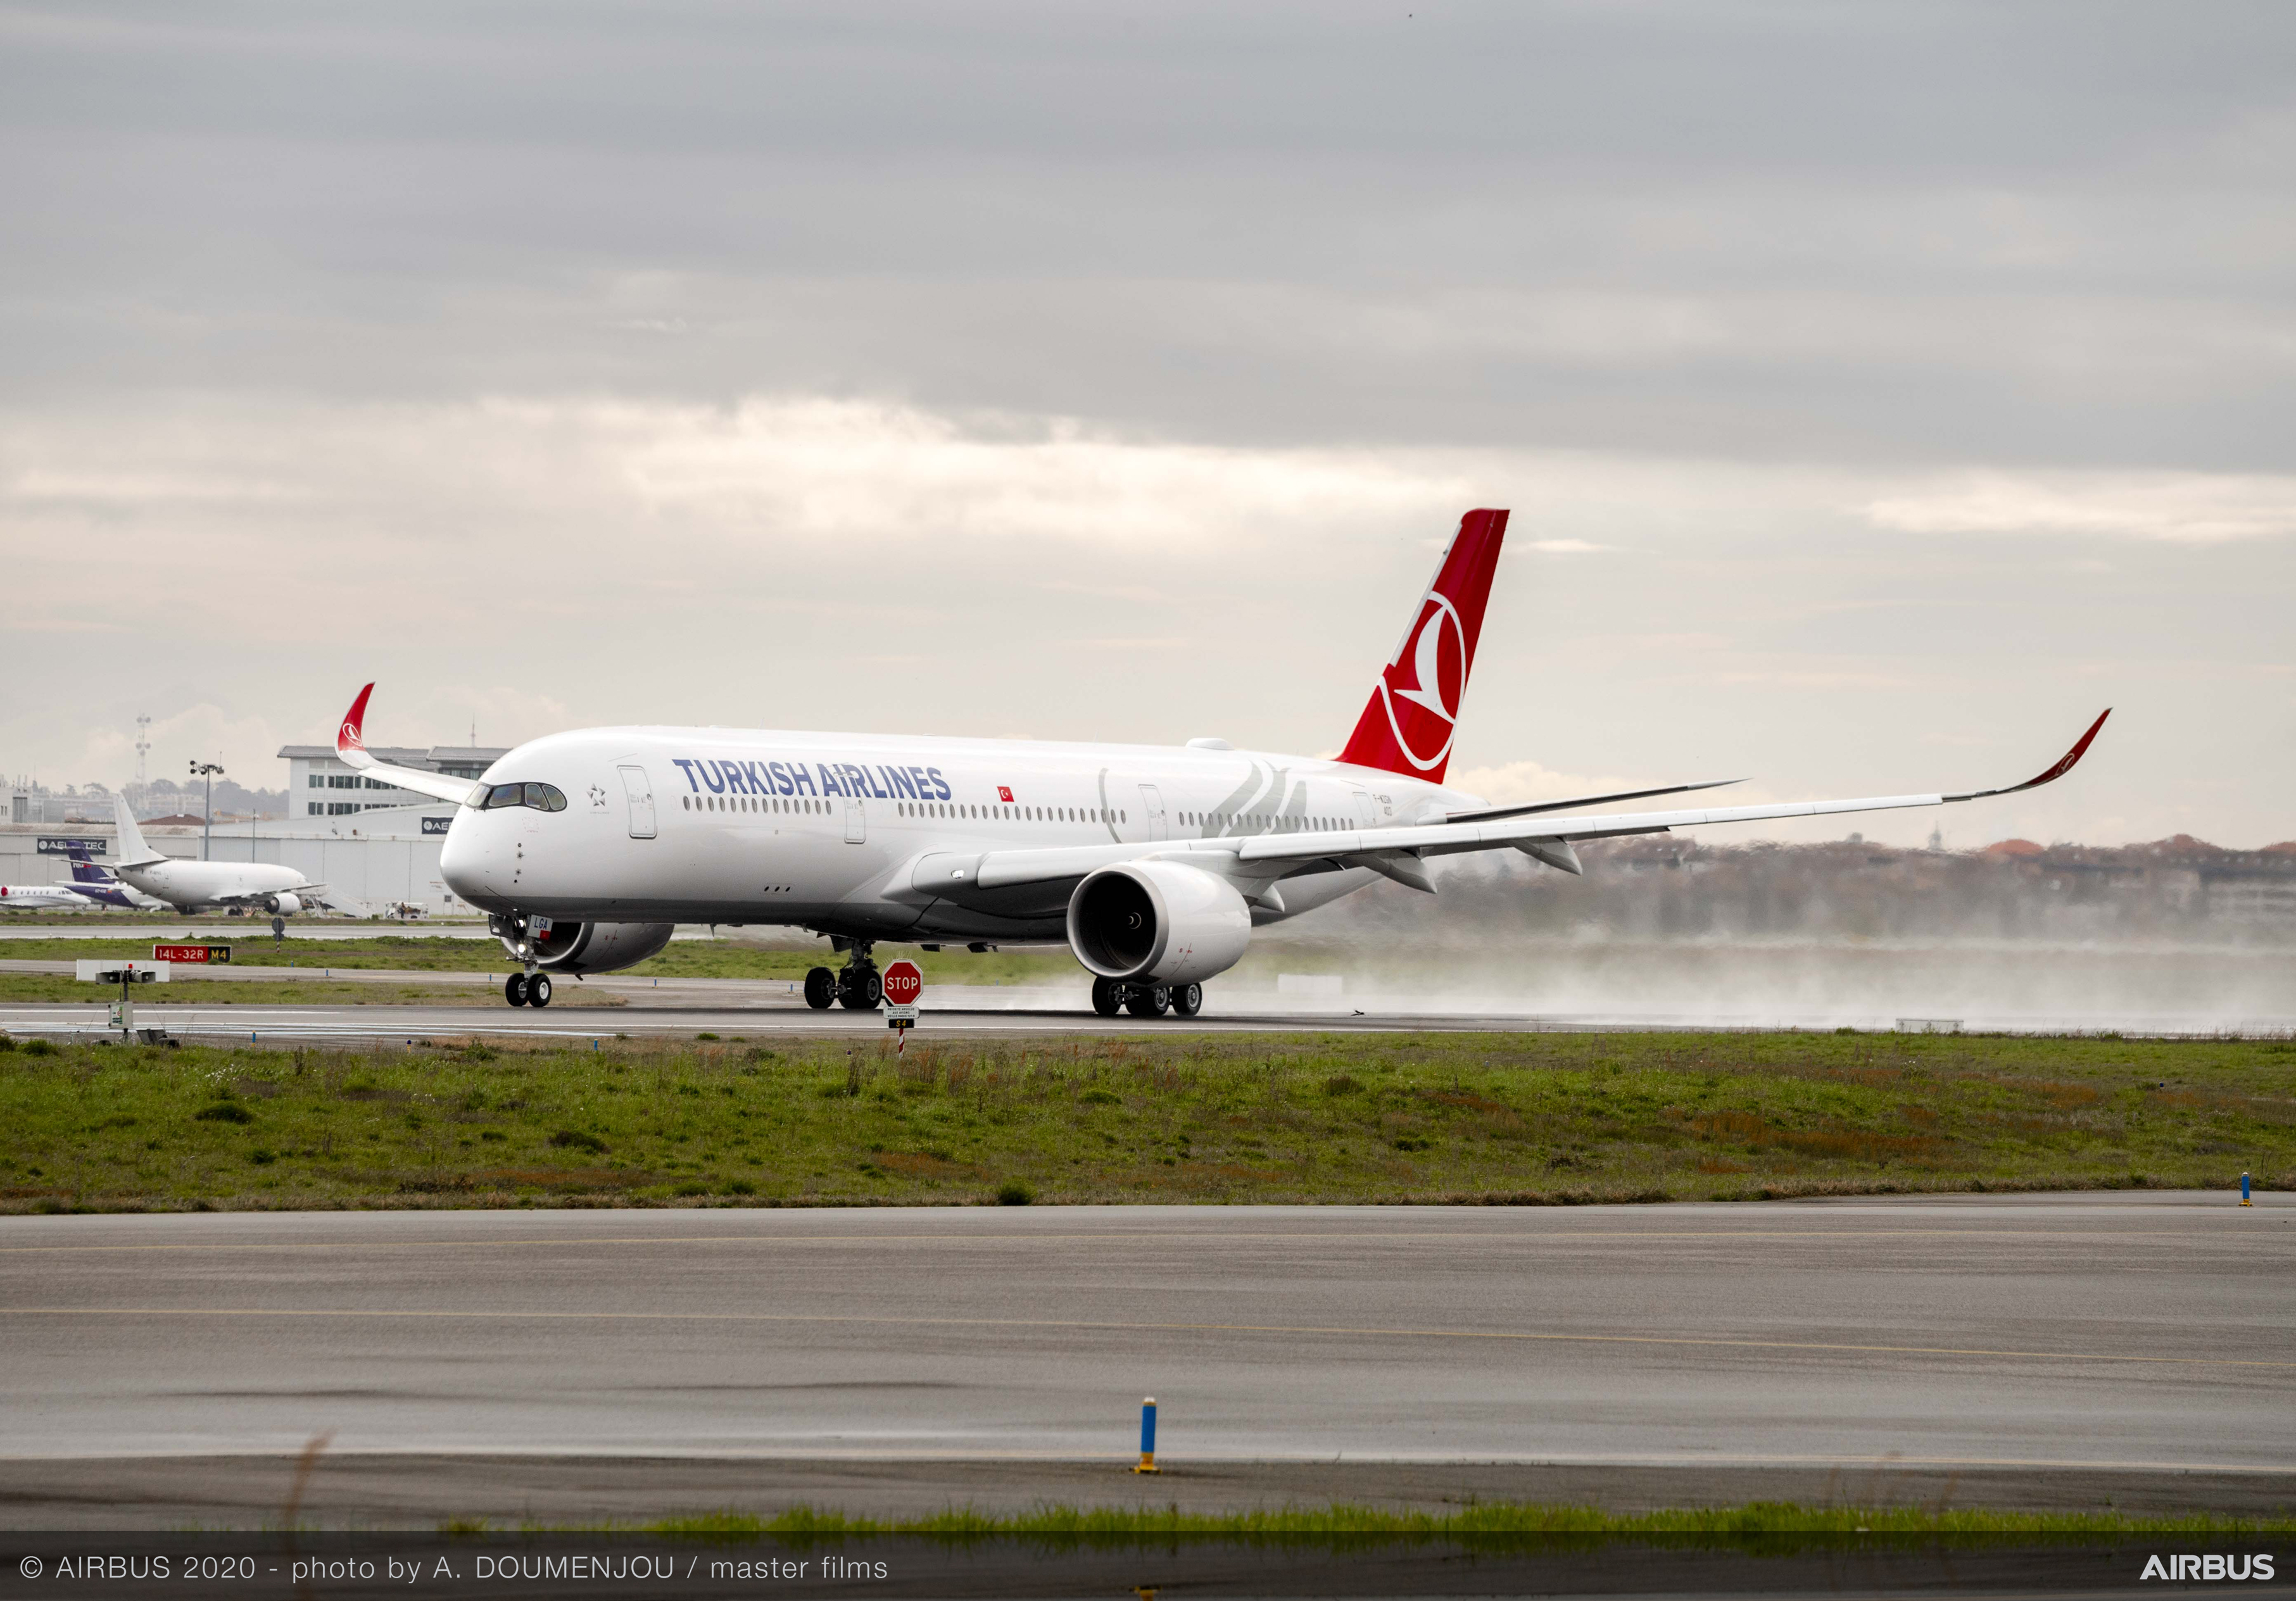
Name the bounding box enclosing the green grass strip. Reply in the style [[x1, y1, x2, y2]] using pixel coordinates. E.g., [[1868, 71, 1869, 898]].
[[629, 1500, 2294, 1538]]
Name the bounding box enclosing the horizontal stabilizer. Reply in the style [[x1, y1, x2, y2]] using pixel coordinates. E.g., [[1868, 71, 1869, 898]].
[[1446, 779, 1740, 826]]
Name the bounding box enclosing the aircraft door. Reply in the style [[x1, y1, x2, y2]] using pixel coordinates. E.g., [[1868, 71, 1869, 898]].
[[843, 796, 866, 844], [617, 765, 657, 839], [1351, 789, 1378, 827], [1138, 784, 1168, 841]]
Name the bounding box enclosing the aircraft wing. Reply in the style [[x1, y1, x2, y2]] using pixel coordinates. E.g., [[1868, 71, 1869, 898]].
[[953, 711, 2109, 896], [207, 883, 329, 905], [334, 684, 489, 806]]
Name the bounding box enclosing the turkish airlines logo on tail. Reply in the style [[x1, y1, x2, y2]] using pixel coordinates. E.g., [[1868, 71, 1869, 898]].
[[1377, 587, 1468, 772], [1334, 508, 1508, 784]]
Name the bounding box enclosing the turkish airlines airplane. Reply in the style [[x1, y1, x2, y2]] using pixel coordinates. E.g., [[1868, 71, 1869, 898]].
[[337, 509, 2109, 1014], [108, 796, 325, 916]]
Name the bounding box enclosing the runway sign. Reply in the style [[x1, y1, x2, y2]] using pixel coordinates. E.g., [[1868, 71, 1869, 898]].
[[153, 944, 230, 964], [883, 958, 923, 1028]]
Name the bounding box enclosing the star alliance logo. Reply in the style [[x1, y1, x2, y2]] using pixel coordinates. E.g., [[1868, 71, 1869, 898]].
[[588, 784, 608, 808]]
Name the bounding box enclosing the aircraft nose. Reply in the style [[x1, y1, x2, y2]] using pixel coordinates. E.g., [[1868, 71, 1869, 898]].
[[438, 813, 494, 901]]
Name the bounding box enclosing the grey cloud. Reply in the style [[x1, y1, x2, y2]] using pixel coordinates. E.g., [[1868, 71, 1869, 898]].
[[4, 1, 2291, 461], [1, 1, 2290, 846]]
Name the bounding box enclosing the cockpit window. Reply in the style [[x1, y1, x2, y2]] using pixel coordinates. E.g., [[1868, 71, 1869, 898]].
[[484, 782, 567, 812]]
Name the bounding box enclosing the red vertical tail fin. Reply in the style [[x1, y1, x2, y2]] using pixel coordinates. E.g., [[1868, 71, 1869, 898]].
[[1337, 508, 1508, 784]]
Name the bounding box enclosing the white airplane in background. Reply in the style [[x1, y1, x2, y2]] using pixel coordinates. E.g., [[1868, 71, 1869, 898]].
[[336, 508, 2110, 1012], [62, 857, 171, 912], [108, 796, 325, 917], [0, 881, 97, 911]]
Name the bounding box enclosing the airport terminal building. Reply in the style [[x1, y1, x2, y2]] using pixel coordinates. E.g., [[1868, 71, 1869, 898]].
[[280, 743, 505, 819]]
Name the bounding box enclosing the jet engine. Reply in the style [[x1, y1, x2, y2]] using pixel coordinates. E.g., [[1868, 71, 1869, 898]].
[[503, 919, 676, 976], [1066, 861, 1252, 985], [263, 893, 303, 916]]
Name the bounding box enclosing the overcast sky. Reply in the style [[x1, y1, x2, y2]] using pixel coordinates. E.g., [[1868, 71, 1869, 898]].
[[3, 1, 2290, 846]]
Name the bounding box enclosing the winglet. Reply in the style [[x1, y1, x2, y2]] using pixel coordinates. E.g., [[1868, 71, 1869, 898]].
[[325, 684, 494, 808], [1946, 709, 2111, 803], [337, 682, 376, 769]]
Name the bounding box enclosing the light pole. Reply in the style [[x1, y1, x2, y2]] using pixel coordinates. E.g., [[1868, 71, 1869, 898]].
[[189, 760, 223, 862]]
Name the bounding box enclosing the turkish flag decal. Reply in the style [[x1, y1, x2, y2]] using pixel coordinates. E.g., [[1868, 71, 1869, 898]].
[[997, 786, 1014, 803]]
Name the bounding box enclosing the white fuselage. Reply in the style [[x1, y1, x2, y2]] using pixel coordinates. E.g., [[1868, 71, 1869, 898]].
[[116, 857, 313, 914], [439, 727, 1475, 942], [0, 884, 94, 911]]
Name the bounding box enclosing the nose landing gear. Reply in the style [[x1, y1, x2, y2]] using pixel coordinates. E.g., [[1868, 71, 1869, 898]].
[[504, 972, 551, 1007]]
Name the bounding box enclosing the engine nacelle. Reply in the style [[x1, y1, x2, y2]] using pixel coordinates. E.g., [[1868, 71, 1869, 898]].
[[263, 893, 303, 916], [505, 920, 676, 976], [1066, 861, 1252, 984]]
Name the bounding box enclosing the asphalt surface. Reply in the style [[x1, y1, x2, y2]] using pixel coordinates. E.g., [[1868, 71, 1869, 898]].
[[6, 971, 2290, 1040], [0, 997, 1551, 1039], [3, 1196, 2290, 1525]]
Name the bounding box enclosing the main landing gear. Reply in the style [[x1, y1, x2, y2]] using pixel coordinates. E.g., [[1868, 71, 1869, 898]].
[[804, 941, 883, 1010], [1090, 977, 1203, 1020], [505, 972, 552, 1008]]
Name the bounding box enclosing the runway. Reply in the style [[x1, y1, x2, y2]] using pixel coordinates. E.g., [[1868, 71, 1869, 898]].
[[0, 961, 1790, 1038], [0, 998, 1540, 1039], [2, 1196, 2290, 1524], [6, 972, 2290, 1040]]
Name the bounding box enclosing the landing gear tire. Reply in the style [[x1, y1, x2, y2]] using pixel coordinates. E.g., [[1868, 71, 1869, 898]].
[[1126, 984, 1171, 1019], [803, 967, 837, 1010], [1090, 976, 1125, 1018], [838, 967, 883, 1010], [526, 973, 552, 1008], [504, 973, 528, 1007], [1169, 983, 1202, 1018]]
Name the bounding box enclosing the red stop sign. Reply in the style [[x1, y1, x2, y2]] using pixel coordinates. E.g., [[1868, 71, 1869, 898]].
[[881, 959, 924, 1007]]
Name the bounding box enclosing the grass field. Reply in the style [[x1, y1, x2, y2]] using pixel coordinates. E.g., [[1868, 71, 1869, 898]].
[[631, 1502, 2296, 1536], [1, 1028, 2287, 1211]]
